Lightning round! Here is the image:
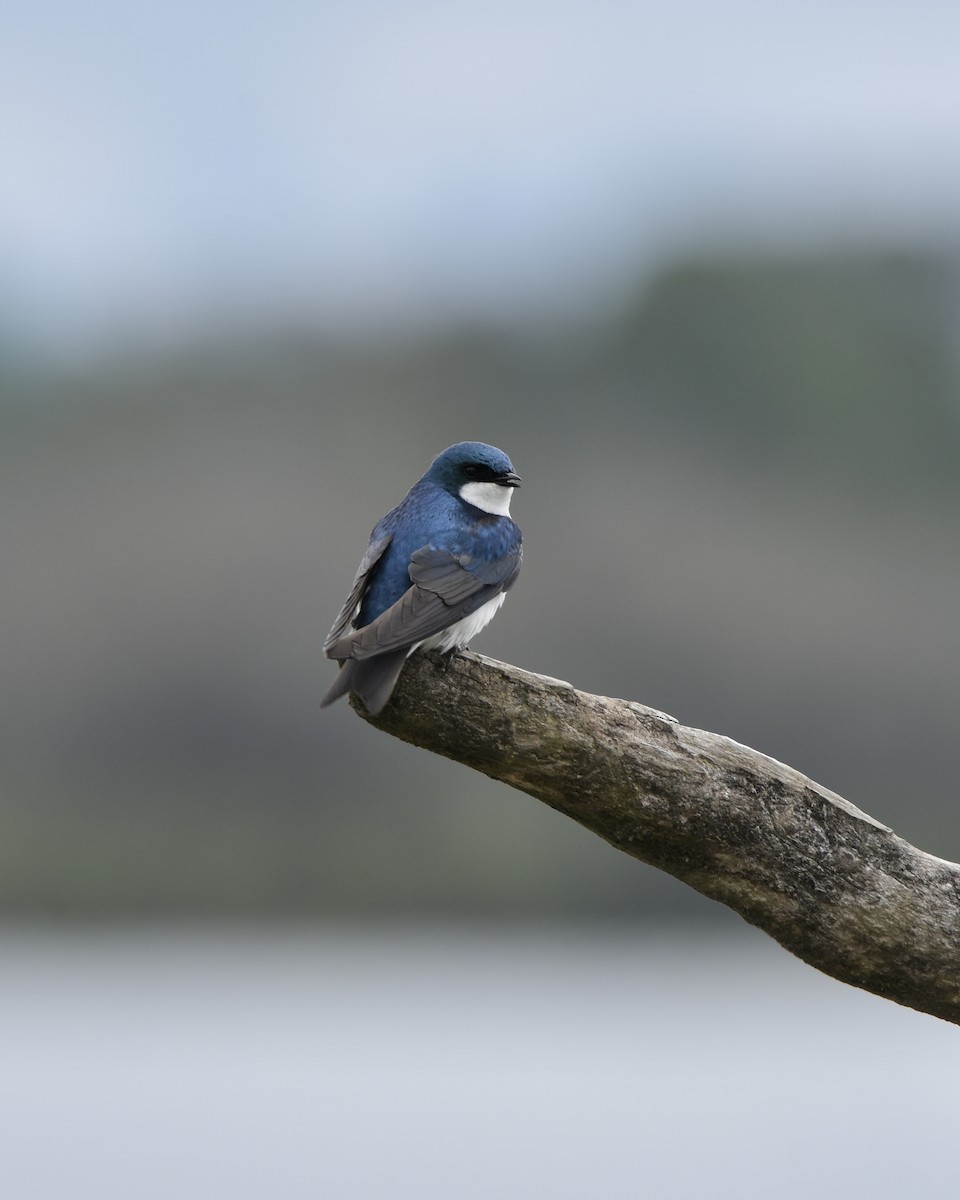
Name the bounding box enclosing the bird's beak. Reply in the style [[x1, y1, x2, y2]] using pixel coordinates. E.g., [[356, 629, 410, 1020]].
[[500, 471, 522, 488]]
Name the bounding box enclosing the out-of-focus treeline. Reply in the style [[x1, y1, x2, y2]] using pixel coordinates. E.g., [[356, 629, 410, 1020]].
[[3, 247, 959, 919]]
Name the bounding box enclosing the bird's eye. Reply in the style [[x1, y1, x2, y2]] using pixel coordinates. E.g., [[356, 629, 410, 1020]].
[[463, 464, 480, 478]]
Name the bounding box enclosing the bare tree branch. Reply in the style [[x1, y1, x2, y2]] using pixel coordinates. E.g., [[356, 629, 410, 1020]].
[[350, 651, 960, 1025]]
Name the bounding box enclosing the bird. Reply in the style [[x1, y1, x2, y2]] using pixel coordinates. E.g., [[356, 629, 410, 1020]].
[[321, 441, 523, 715]]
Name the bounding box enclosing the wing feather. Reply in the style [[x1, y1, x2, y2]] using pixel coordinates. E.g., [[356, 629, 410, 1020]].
[[322, 533, 392, 654], [325, 542, 520, 662]]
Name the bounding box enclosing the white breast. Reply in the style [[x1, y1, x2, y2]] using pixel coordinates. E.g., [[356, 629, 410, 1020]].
[[414, 591, 507, 654]]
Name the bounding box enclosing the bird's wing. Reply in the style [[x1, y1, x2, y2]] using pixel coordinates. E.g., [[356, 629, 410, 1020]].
[[322, 533, 393, 654], [326, 543, 521, 661]]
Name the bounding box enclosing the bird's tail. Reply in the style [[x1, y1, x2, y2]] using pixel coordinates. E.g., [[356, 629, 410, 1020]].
[[320, 660, 357, 710], [320, 650, 409, 715]]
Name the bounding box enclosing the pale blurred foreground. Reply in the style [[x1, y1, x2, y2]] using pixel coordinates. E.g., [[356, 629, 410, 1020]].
[[1, 922, 955, 1200]]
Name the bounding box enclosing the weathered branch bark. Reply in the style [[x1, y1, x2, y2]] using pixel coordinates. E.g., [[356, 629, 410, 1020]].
[[350, 651, 960, 1025]]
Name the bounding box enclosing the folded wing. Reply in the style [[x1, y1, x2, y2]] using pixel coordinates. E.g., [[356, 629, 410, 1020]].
[[324, 542, 521, 662], [322, 533, 392, 654]]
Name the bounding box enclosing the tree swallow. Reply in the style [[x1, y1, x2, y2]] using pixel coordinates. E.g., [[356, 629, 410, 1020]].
[[322, 441, 522, 715]]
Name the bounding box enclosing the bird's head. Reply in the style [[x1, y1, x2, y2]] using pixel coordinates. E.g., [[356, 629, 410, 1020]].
[[425, 442, 522, 516]]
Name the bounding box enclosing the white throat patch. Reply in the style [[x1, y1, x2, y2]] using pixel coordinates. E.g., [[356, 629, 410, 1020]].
[[459, 480, 514, 516]]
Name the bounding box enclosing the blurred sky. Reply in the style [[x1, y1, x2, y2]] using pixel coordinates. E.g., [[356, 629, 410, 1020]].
[[4, 0, 960, 355]]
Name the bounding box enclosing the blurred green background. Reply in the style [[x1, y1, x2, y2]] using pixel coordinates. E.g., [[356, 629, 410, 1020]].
[[4, 247, 960, 919]]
